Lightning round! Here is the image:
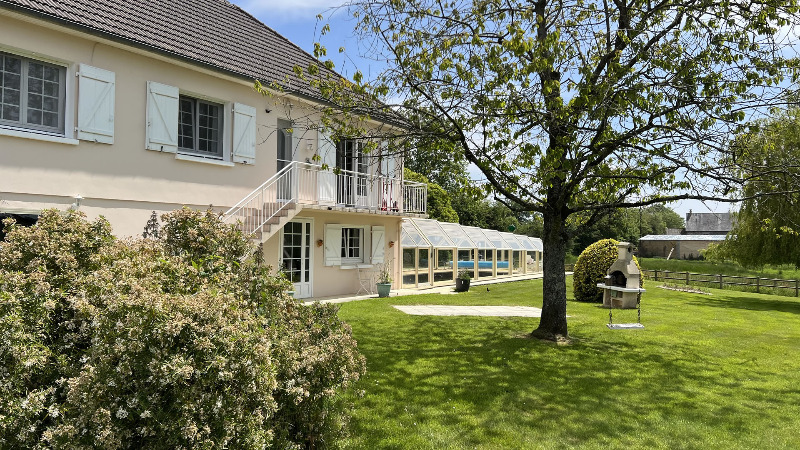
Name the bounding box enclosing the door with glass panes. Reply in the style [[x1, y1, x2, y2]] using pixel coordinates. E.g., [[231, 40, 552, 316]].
[[280, 220, 312, 298], [336, 139, 367, 206], [277, 119, 294, 201]]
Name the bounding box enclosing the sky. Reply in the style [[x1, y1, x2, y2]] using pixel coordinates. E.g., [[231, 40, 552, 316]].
[[230, 0, 736, 218]]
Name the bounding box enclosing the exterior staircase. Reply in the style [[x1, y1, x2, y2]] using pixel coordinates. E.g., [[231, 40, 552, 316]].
[[245, 202, 301, 244], [224, 160, 428, 244]]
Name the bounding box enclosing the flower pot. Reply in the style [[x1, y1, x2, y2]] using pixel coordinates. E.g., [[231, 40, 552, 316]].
[[455, 278, 470, 292], [287, 290, 295, 298], [376, 282, 392, 298]]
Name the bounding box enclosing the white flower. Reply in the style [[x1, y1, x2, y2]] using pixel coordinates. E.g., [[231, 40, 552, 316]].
[[116, 407, 128, 419], [140, 410, 152, 419]]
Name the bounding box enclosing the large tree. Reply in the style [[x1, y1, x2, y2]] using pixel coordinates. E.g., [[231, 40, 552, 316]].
[[706, 107, 800, 267], [303, 0, 799, 339]]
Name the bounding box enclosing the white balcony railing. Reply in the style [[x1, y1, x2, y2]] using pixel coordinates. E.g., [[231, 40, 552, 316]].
[[225, 161, 427, 237]]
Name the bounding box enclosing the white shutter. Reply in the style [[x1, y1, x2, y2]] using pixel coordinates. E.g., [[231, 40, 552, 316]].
[[371, 226, 386, 264], [233, 103, 257, 164], [324, 224, 342, 266], [77, 65, 115, 144], [291, 122, 306, 160], [318, 130, 337, 205], [146, 81, 179, 153]]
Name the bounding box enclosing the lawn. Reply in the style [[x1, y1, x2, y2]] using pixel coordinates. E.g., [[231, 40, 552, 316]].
[[336, 278, 800, 449]]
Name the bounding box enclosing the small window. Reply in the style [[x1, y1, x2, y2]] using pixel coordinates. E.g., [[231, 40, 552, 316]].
[[341, 227, 364, 263], [0, 52, 66, 134], [178, 95, 223, 159]]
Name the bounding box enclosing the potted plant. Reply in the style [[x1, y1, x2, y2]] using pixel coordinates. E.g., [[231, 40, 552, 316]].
[[455, 269, 471, 292], [376, 261, 393, 298]]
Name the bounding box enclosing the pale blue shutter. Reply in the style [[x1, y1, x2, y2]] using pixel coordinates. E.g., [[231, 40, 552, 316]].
[[233, 103, 257, 164], [146, 81, 178, 153], [77, 64, 115, 144]]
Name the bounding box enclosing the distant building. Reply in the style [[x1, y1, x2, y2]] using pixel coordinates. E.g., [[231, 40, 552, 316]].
[[638, 211, 733, 259], [638, 234, 727, 260], [684, 212, 733, 235]]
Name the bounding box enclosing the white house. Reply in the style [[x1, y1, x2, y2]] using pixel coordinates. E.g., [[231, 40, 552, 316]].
[[0, 0, 426, 298]]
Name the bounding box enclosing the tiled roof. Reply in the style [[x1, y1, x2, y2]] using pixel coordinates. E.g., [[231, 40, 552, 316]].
[[0, 0, 335, 101], [639, 234, 728, 241]]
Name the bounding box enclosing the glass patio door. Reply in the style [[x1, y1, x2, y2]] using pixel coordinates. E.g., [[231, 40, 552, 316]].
[[281, 220, 312, 298]]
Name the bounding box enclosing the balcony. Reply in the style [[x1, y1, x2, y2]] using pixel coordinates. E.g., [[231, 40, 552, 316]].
[[225, 161, 427, 239]]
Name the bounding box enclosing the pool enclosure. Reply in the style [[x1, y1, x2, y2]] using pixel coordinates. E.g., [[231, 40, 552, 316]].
[[401, 218, 543, 289]]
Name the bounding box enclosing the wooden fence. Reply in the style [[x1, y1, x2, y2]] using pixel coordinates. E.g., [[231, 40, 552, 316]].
[[643, 269, 800, 297], [562, 265, 800, 297]]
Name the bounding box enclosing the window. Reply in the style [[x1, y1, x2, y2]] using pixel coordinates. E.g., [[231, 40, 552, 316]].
[[178, 95, 223, 159], [1, 52, 66, 134], [341, 227, 364, 263]]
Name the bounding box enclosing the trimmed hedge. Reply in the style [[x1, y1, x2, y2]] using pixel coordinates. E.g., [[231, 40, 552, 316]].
[[573, 238, 642, 303]]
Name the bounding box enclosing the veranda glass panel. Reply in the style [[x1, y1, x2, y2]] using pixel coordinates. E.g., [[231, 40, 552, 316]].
[[477, 249, 494, 278], [513, 251, 523, 274], [434, 249, 454, 283], [527, 251, 539, 272], [418, 248, 430, 285], [403, 248, 417, 287], [497, 250, 510, 276]]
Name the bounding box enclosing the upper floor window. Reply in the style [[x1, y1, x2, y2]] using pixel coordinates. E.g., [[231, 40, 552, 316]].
[[178, 95, 223, 159], [1, 52, 66, 134]]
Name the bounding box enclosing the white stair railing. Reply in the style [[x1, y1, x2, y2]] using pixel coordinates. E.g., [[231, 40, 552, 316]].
[[225, 162, 428, 237], [224, 162, 298, 237]]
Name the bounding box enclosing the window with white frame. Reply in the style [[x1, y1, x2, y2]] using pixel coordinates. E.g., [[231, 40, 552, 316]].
[[341, 227, 364, 263], [146, 81, 256, 165], [178, 95, 224, 159], [1, 51, 66, 134]]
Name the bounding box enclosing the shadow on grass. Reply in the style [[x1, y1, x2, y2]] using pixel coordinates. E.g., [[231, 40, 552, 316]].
[[343, 308, 791, 448], [685, 291, 800, 315]]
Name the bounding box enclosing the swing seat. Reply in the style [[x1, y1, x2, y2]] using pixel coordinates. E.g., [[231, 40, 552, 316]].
[[607, 323, 645, 329]]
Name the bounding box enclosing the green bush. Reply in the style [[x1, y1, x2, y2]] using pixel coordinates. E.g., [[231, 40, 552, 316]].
[[0, 208, 365, 449], [573, 238, 642, 303]]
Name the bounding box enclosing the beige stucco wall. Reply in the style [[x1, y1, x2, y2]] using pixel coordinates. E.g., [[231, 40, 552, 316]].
[[639, 240, 714, 260], [261, 210, 402, 298], [0, 11, 322, 237]]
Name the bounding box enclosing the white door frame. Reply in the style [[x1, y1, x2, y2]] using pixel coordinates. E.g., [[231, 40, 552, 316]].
[[279, 218, 314, 299]]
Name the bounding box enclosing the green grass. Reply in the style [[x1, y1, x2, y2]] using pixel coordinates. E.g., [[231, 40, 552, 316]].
[[336, 279, 800, 449], [639, 257, 800, 280]]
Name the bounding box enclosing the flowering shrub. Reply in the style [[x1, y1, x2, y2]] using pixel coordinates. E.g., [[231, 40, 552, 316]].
[[0, 209, 365, 449], [572, 238, 642, 303]]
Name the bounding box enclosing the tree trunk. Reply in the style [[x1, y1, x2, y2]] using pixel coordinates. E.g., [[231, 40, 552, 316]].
[[532, 207, 569, 340]]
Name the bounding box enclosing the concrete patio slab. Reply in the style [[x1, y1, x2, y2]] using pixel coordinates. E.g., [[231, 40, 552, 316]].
[[392, 305, 543, 317]]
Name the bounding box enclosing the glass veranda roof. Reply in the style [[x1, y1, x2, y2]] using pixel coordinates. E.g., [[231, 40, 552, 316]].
[[499, 231, 524, 250], [437, 222, 476, 248], [528, 237, 543, 252], [401, 218, 545, 252], [514, 235, 537, 251], [401, 218, 431, 248], [412, 218, 456, 248], [481, 229, 514, 249], [461, 226, 495, 249]]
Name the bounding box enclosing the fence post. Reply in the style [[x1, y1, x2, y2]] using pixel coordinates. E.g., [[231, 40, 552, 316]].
[[655, 270, 659, 281], [719, 274, 723, 289], [756, 277, 760, 294], [685, 271, 690, 286], [796, 279, 799, 297]]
